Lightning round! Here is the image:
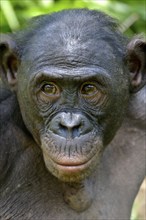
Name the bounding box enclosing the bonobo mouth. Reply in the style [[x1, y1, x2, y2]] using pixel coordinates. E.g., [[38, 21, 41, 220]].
[[42, 145, 102, 182], [43, 147, 101, 181], [43, 145, 96, 172], [41, 132, 102, 181], [54, 155, 97, 175]]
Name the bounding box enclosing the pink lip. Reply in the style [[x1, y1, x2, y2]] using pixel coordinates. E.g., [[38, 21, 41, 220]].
[[56, 160, 86, 166], [56, 163, 87, 174], [51, 154, 90, 167], [54, 157, 94, 174]]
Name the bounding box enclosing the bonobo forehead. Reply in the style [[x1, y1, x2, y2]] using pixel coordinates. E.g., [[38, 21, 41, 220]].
[[19, 9, 126, 75], [24, 39, 120, 75]]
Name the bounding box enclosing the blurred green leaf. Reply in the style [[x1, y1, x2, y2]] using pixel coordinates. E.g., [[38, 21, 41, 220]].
[[0, 0, 145, 35], [0, 0, 20, 30]]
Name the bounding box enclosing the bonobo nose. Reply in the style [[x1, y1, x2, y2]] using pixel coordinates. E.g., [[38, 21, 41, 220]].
[[49, 112, 92, 139]]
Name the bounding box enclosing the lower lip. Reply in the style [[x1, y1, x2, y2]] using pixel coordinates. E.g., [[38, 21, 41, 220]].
[[56, 162, 89, 174]]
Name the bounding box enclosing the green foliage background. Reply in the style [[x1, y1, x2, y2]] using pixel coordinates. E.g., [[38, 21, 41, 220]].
[[0, 0, 146, 36], [0, 1, 146, 220]]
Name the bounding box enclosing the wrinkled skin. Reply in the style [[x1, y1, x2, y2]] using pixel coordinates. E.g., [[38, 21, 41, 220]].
[[0, 9, 146, 219]]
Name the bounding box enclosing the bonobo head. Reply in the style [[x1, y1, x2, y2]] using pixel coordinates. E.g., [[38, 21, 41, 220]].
[[0, 9, 146, 183]]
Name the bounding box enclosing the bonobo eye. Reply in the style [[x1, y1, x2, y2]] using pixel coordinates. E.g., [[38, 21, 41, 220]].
[[37, 82, 61, 103], [41, 82, 59, 96], [80, 82, 106, 106], [81, 83, 98, 96]]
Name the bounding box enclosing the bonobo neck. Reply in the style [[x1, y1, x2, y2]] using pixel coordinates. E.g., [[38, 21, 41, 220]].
[[62, 175, 95, 212]]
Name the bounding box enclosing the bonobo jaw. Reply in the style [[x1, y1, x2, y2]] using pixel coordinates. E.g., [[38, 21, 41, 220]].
[[0, 9, 146, 183]]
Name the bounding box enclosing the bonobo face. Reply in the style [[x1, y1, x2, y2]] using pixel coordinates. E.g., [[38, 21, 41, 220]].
[[17, 56, 129, 183], [16, 13, 130, 182]]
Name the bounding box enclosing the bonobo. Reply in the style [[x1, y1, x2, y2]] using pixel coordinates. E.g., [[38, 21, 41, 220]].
[[0, 9, 145, 220]]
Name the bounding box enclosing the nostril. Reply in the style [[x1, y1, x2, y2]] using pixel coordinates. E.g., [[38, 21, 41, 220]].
[[59, 123, 68, 138], [72, 125, 81, 138]]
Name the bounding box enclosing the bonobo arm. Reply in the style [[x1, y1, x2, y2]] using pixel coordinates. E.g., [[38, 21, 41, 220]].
[[0, 84, 29, 183]]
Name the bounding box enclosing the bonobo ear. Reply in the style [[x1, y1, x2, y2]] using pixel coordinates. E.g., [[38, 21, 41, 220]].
[[0, 34, 20, 91], [126, 35, 146, 93]]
